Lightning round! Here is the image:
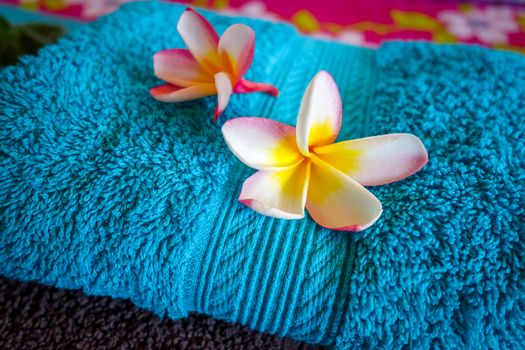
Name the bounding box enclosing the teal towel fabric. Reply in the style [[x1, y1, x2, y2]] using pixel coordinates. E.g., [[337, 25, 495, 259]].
[[1, 2, 524, 348]]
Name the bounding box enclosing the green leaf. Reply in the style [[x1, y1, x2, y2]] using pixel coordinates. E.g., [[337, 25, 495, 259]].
[[0, 15, 65, 68]]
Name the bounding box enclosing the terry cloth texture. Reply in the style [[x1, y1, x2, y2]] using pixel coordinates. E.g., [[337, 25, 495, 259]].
[[0, 1, 524, 349], [0, 276, 320, 350]]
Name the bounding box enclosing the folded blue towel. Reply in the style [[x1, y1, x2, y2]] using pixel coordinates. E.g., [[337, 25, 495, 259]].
[[0, 2, 523, 348]]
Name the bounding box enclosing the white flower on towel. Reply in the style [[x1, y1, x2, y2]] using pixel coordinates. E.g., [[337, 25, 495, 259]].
[[438, 6, 519, 44], [151, 8, 279, 122], [222, 71, 428, 231]]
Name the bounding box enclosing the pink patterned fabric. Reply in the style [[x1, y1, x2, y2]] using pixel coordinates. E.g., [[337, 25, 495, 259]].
[[2, 0, 524, 53]]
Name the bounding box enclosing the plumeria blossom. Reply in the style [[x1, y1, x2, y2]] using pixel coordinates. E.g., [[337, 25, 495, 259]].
[[222, 71, 428, 231], [151, 7, 279, 122]]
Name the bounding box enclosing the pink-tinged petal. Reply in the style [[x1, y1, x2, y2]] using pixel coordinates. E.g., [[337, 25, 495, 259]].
[[150, 83, 216, 103], [222, 117, 303, 171], [153, 49, 212, 86], [239, 160, 310, 219], [313, 133, 428, 186], [218, 24, 255, 80], [296, 71, 342, 156], [234, 78, 279, 96], [177, 8, 221, 73], [214, 72, 233, 122], [306, 155, 382, 231]]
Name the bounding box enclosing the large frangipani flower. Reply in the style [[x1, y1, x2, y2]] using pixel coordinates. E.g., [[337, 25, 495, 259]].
[[222, 71, 428, 231], [151, 7, 279, 122]]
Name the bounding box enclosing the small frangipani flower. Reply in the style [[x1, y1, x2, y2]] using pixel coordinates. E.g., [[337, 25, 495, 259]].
[[222, 71, 428, 231], [151, 7, 279, 122]]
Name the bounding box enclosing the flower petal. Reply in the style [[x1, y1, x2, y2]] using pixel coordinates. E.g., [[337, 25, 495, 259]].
[[214, 72, 233, 122], [313, 133, 428, 186], [296, 71, 342, 156], [177, 8, 221, 73], [150, 83, 216, 103], [306, 155, 382, 231], [239, 160, 310, 219], [218, 24, 255, 80], [222, 117, 303, 171], [234, 78, 279, 96], [153, 49, 212, 87]]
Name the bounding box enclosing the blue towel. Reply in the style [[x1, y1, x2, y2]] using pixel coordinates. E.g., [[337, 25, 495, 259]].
[[0, 2, 523, 348]]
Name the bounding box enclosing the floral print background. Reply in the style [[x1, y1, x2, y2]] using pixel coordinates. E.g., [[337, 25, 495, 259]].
[[2, 0, 525, 54]]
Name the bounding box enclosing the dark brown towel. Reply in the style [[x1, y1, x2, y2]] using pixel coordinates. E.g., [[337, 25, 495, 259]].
[[0, 276, 322, 349]]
